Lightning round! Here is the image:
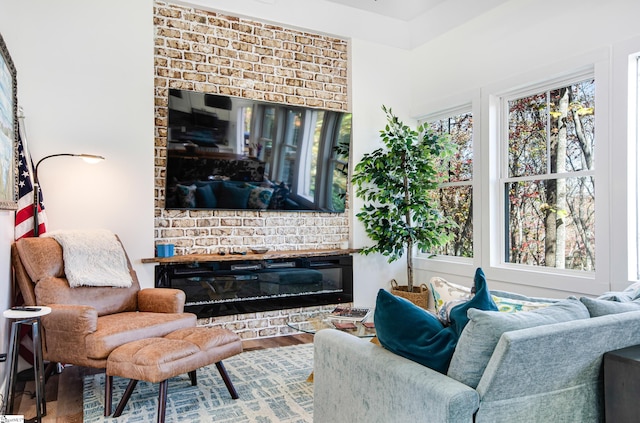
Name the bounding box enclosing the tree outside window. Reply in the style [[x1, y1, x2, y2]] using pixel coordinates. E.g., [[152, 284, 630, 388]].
[[504, 78, 595, 271], [428, 112, 474, 257]]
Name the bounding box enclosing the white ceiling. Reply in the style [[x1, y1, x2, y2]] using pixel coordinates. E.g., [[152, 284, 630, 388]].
[[325, 0, 446, 22], [189, 0, 513, 49]]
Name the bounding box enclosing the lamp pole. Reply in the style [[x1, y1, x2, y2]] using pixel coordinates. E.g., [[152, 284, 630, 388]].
[[32, 153, 105, 237]]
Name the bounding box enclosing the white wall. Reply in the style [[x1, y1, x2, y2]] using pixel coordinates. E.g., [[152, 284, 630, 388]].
[[0, 0, 155, 398], [349, 38, 414, 307], [0, 0, 156, 287]]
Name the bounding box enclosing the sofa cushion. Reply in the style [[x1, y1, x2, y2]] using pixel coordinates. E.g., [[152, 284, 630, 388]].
[[447, 297, 590, 389], [596, 281, 640, 302], [374, 268, 497, 374], [580, 296, 640, 317]]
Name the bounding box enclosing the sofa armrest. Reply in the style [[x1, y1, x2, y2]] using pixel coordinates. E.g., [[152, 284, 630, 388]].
[[40, 304, 98, 364], [313, 330, 479, 423], [137, 288, 186, 313], [41, 304, 98, 333]]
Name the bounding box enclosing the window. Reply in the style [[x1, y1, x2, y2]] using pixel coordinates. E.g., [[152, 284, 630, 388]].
[[252, 105, 348, 211], [330, 113, 351, 212], [276, 109, 304, 187], [424, 110, 474, 257], [502, 77, 596, 271], [298, 110, 349, 212]]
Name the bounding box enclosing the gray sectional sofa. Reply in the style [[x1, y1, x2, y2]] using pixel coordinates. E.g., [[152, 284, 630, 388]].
[[313, 295, 640, 422]]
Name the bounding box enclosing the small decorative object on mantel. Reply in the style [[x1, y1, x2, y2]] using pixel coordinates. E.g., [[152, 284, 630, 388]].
[[390, 279, 429, 310], [352, 105, 455, 308]]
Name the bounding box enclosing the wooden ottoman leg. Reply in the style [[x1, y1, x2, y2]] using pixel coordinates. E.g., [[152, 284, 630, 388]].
[[104, 375, 113, 416], [113, 379, 139, 418], [215, 361, 238, 399], [157, 379, 169, 423], [188, 370, 197, 386]]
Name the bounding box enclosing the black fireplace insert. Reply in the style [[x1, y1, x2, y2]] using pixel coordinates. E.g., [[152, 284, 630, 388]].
[[154, 254, 353, 318]]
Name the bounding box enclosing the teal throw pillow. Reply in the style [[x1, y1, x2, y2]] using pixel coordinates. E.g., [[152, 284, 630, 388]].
[[447, 268, 499, 338], [374, 289, 457, 374], [447, 297, 590, 388], [374, 267, 498, 374], [195, 183, 217, 208], [218, 182, 251, 209]]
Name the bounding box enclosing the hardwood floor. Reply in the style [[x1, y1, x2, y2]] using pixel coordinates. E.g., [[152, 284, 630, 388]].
[[12, 333, 313, 422]]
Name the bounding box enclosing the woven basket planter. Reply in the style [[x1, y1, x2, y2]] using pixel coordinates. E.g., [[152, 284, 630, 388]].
[[390, 279, 429, 310]]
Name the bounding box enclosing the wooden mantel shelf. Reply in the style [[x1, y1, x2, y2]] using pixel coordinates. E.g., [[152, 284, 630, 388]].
[[141, 248, 359, 264]]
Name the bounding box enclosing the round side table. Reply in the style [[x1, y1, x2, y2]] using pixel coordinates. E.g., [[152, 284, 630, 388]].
[[3, 306, 51, 422]]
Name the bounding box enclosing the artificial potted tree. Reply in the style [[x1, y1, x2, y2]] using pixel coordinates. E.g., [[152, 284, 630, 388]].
[[352, 105, 455, 308]]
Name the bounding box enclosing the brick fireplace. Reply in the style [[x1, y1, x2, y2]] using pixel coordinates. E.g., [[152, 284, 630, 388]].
[[153, 2, 352, 338]]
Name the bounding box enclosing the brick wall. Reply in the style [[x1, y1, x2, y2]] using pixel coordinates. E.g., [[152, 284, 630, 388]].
[[153, 2, 352, 338]]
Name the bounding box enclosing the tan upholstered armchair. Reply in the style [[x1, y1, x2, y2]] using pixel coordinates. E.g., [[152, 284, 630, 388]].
[[11, 235, 197, 369]]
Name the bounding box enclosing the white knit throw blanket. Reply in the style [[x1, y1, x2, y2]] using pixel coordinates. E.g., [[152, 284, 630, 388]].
[[44, 229, 133, 288]]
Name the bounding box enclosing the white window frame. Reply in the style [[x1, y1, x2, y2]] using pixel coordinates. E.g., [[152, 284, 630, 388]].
[[610, 35, 640, 291], [415, 93, 482, 278], [416, 52, 612, 296], [485, 58, 610, 296], [416, 103, 475, 262], [498, 72, 596, 273]]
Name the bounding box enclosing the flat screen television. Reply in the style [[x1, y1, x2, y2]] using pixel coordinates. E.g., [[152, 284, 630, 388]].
[[165, 89, 351, 213]]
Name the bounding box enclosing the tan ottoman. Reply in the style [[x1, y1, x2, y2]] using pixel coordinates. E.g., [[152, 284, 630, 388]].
[[104, 327, 243, 423]]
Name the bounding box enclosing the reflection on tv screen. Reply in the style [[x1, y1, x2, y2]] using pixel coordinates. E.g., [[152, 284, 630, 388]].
[[165, 89, 351, 213]]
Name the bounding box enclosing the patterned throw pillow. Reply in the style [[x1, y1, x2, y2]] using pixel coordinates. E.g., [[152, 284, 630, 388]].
[[247, 185, 274, 209], [491, 295, 555, 313], [267, 181, 290, 209], [429, 277, 473, 313]]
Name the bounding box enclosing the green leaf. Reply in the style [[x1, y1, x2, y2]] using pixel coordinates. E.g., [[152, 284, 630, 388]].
[[351, 105, 456, 285]]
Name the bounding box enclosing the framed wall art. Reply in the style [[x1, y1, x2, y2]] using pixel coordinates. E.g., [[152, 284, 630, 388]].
[[0, 32, 18, 210]]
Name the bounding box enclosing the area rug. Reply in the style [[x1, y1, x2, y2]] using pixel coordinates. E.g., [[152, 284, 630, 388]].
[[83, 343, 314, 422]]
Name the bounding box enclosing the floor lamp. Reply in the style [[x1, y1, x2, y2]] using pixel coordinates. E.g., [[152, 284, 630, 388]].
[[33, 153, 105, 237]]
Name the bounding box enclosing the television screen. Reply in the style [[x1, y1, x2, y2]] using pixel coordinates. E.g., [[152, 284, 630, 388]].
[[165, 89, 351, 213]]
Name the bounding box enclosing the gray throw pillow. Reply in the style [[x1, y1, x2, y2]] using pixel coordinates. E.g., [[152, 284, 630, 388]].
[[580, 296, 640, 317], [447, 298, 590, 389]]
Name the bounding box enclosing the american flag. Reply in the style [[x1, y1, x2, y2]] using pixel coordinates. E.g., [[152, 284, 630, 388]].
[[14, 132, 46, 239]]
